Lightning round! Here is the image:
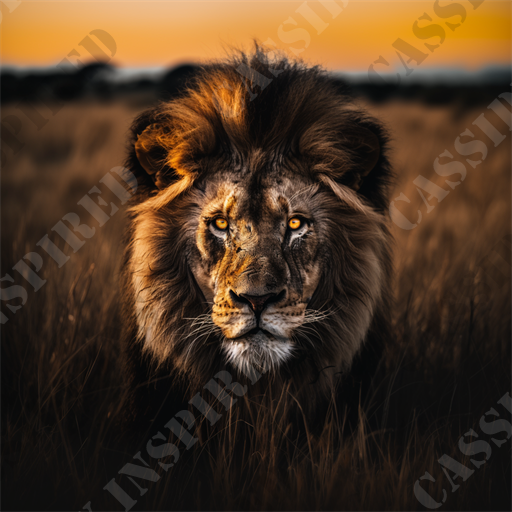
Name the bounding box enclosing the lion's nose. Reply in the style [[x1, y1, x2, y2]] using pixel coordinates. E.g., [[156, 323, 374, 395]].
[[230, 290, 285, 316], [240, 293, 276, 314]]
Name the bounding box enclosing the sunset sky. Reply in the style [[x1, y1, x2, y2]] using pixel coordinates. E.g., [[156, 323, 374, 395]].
[[1, 0, 510, 72]]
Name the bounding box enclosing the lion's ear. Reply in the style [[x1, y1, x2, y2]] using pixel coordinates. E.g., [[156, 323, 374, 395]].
[[349, 126, 381, 190], [135, 124, 164, 175], [336, 121, 381, 191], [301, 108, 390, 210], [132, 121, 177, 190], [333, 114, 391, 211]]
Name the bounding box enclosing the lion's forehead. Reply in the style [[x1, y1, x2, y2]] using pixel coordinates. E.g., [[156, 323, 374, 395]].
[[204, 172, 311, 226]]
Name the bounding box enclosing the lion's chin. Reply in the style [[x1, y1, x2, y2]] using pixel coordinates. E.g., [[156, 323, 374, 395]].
[[221, 329, 294, 375]]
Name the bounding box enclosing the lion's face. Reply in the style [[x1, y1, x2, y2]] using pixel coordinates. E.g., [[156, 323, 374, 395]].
[[190, 170, 323, 372]]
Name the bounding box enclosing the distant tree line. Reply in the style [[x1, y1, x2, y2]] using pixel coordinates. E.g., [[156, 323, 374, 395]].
[[1, 60, 510, 106]]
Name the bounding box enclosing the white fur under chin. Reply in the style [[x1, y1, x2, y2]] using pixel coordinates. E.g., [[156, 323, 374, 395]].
[[222, 331, 294, 375]]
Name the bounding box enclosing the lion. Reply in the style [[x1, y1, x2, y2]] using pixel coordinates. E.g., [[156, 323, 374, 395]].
[[120, 49, 394, 427]]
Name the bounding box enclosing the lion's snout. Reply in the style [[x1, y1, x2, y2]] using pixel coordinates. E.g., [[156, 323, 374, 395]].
[[229, 289, 286, 317], [212, 284, 307, 343]]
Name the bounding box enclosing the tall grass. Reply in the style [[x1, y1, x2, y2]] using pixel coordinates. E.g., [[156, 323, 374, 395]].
[[1, 97, 510, 510]]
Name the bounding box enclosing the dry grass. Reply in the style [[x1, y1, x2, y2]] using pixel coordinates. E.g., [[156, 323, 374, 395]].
[[1, 96, 510, 511]]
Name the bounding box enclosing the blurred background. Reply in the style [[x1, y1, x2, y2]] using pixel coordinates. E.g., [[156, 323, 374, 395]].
[[1, 1, 511, 510], [2, 0, 511, 100]]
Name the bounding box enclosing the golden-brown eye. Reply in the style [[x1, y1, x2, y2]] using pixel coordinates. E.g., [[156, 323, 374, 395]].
[[214, 218, 228, 230], [288, 217, 302, 230]]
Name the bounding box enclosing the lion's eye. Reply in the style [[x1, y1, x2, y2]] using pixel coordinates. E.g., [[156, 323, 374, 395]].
[[288, 218, 302, 230], [214, 218, 228, 230]]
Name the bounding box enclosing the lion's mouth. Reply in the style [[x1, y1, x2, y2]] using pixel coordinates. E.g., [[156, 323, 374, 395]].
[[240, 327, 267, 338], [229, 328, 282, 343], [222, 328, 294, 373]]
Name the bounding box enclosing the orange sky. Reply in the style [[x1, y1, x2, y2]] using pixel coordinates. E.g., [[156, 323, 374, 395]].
[[1, 1, 510, 71]]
